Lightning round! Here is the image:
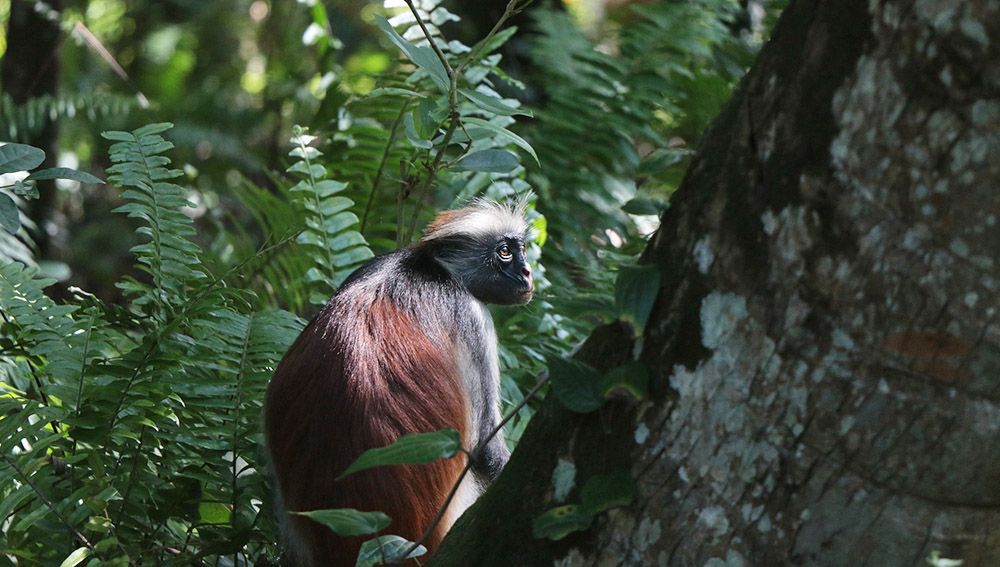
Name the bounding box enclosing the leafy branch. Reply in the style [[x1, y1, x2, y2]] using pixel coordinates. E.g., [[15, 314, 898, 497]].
[[396, 0, 535, 244]]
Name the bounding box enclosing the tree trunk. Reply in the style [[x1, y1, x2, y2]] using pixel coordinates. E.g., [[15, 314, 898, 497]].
[[433, 0, 1000, 565], [1, 0, 62, 257]]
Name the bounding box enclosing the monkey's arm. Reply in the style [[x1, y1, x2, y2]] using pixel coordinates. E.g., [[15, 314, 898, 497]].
[[472, 410, 511, 482]]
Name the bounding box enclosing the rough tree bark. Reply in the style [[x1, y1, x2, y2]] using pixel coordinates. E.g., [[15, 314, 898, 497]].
[[433, 0, 1000, 565]]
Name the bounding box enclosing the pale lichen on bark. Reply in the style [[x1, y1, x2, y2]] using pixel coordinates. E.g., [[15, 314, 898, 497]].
[[432, 2, 999, 565]]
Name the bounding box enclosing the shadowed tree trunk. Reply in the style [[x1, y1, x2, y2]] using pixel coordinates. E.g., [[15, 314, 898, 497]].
[[433, 0, 1000, 565], [1, 0, 62, 257]]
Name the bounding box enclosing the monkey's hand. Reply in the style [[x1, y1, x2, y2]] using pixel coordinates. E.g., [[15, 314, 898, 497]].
[[472, 434, 511, 482]]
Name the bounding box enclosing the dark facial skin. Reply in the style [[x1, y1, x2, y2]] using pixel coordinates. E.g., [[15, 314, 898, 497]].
[[490, 236, 533, 305], [457, 235, 532, 305], [423, 233, 534, 305]]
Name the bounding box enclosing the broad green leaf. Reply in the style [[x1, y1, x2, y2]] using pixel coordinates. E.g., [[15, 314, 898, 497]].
[[337, 428, 461, 480], [459, 88, 531, 117], [403, 113, 433, 149], [0, 193, 20, 233], [614, 264, 661, 337], [356, 535, 426, 567], [580, 470, 637, 515], [531, 505, 593, 541], [374, 16, 450, 93], [0, 143, 45, 174], [26, 167, 104, 184], [455, 149, 519, 173], [602, 363, 649, 402], [198, 502, 231, 525], [58, 547, 91, 567], [548, 357, 605, 413], [295, 508, 391, 536], [463, 117, 539, 165]]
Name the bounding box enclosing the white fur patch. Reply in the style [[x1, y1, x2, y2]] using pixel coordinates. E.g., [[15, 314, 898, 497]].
[[422, 197, 529, 242], [440, 472, 483, 532]]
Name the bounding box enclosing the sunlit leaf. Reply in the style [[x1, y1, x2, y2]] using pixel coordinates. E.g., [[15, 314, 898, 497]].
[[58, 547, 91, 567]]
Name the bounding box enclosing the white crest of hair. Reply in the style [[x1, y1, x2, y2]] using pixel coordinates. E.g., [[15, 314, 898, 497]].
[[422, 195, 530, 242]]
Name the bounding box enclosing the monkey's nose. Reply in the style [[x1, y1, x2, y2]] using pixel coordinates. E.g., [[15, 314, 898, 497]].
[[521, 265, 532, 278]]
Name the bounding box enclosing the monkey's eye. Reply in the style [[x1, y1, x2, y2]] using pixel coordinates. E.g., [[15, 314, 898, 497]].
[[497, 244, 512, 261]]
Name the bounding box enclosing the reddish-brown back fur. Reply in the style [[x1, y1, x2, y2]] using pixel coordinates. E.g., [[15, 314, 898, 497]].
[[265, 292, 468, 566]]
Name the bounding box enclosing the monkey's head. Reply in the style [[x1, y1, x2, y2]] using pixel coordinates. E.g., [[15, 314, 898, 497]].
[[421, 197, 534, 305]]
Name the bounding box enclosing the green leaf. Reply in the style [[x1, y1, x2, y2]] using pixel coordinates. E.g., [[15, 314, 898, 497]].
[[403, 113, 433, 149], [293, 508, 391, 536], [59, 547, 91, 567], [463, 117, 539, 165], [356, 535, 427, 567], [132, 122, 175, 136], [455, 149, 519, 173], [11, 180, 38, 198], [548, 357, 605, 413], [0, 143, 45, 174], [532, 505, 593, 541], [26, 167, 104, 184], [580, 470, 637, 515], [0, 193, 20, 233], [374, 16, 450, 93], [622, 196, 667, 216], [614, 264, 661, 337], [368, 87, 426, 99], [467, 26, 518, 60], [337, 428, 462, 480], [198, 502, 231, 525], [602, 363, 649, 402], [459, 89, 531, 117]]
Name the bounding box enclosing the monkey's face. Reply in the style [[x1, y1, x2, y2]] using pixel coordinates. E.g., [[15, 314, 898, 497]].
[[460, 235, 533, 306]]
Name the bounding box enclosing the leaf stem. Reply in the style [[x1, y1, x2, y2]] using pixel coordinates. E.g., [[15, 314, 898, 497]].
[[361, 100, 410, 234]]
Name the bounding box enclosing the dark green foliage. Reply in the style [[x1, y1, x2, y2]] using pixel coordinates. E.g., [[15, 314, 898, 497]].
[[0, 125, 302, 564]]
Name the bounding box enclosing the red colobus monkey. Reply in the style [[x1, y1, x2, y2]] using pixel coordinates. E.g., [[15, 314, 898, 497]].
[[264, 198, 533, 566]]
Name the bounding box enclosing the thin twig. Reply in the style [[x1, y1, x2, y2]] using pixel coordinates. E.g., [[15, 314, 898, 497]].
[[0, 451, 98, 555], [396, 0, 534, 244], [402, 370, 549, 558], [361, 100, 410, 234]]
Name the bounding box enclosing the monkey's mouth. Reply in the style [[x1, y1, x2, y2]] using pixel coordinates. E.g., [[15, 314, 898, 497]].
[[516, 285, 534, 303]]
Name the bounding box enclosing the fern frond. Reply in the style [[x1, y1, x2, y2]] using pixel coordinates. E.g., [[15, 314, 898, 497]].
[[1, 93, 139, 143], [102, 122, 205, 319], [287, 128, 374, 304]]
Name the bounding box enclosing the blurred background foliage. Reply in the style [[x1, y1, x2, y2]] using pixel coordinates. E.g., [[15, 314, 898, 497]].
[[0, 0, 784, 563]]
